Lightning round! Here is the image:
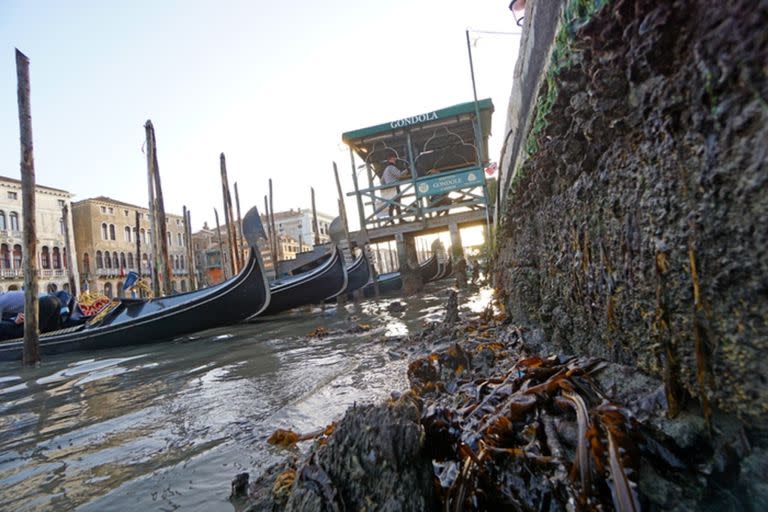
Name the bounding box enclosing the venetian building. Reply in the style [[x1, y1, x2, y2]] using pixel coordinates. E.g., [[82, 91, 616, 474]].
[[191, 222, 258, 286], [0, 176, 79, 293], [263, 208, 335, 250], [71, 197, 191, 297]]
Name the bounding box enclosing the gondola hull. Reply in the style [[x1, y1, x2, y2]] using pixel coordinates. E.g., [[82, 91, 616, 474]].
[[260, 246, 347, 316], [419, 254, 439, 283], [0, 208, 271, 362], [344, 250, 371, 296]]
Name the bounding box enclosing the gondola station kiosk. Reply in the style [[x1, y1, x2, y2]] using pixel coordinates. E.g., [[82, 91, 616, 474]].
[[342, 98, 494, 293]]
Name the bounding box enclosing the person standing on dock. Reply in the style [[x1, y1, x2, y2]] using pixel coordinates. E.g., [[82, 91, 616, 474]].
[[380, 154, 409, 222]]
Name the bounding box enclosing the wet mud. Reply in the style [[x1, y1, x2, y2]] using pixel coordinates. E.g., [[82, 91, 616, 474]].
[[234, 299, 767, 510]]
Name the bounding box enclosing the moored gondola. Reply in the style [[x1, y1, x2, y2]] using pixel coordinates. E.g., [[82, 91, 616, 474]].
[[0, 207, 271, 362], [419, 254, 440, 283], [258, 245, 347, 316], [343, 249, 371, 296]]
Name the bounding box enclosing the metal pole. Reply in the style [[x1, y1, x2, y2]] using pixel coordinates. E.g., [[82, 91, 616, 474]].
[[16, 49, 40, 365], [465, 30, 492, 244]]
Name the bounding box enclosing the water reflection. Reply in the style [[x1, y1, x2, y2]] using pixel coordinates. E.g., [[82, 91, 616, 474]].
[[0, 283, 488, 511]]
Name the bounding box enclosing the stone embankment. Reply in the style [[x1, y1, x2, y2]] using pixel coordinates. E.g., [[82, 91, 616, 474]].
[[494, 0, 767, 420]]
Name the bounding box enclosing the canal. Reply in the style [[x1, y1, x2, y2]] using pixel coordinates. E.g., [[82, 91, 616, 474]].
[[0, 284, 489, 511]]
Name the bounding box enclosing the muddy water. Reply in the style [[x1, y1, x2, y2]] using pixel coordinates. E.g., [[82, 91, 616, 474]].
[[0, 284, 490, 511]]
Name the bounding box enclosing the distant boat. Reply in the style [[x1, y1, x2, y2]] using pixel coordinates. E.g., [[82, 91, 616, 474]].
[[0, 207, 271, 362], [257, 245, 347, 316], [362, 254, 440, 297]]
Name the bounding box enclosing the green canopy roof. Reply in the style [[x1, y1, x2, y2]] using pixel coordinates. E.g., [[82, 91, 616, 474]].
[[342, 99, 494, 174]]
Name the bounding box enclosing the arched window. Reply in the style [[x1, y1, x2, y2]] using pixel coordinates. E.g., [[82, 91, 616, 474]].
[[117, 281, 124, 298], [180, 255, 185, 270], [0, 244, 9, 268], [109, 224, 116, 240], [167, 231, 172, 246], [180, 280, 187, 292], [9, 212, 19, 231], [105, 252, 112, 268], [0, 211, 6, 230], [62, 283, 70, 293], [142, 254, 149, 273], [41, 246, 50, 269], [124, 226, 131, 242], [113, 252, 119, 270], [12, 245, 22, 268], [101, 223, 108, 239], [132, 227, 138, 241], [127, 252, 134, 269], [100, 251, 108, 269], [52, 247, 61, 269], [47, 283, 57, 293], [83, 253, 90, 273], [120, 252, 127, 269], [59, 218, 65, 235], [104, 282, 113, 298], [177, 233, 183, 246]]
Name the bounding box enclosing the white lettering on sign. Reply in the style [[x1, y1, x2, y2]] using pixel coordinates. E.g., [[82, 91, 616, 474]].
[[389, 111, 439, 129]]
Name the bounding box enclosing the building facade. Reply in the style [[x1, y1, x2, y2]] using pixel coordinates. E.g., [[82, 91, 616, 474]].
[[72, 197, 191, 297], [264, 208, 335, 253], [0, 176, 79, 293]]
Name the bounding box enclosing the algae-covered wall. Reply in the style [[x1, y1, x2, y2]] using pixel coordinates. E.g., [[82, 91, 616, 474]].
[[494, 0, 767, 419]]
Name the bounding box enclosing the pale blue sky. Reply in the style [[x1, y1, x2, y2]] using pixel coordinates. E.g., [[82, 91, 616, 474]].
[[1, 1, 520, 230]]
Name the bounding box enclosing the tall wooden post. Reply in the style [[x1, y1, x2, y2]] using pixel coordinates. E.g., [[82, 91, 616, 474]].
[[311, 187, 320, 246], [61, 205, 77, 296], [183, 206, 197, 291], [264, 195, 277, 277], [16, 49, 40, 365], [214, 208, 228, 280], [144, 121, 161, 296], [220, 153, 238, 275], [269, 179, 280, 262], [234, 182, 245, 267], [134, 211, 142, 291], [333, 162, 353, 259]]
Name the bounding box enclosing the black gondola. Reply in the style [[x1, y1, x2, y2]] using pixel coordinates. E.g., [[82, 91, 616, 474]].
[[343, 250, 371, 295], [362, 255, 439, 297], [258, 245, 348, 316], [419, 254, 440, 283], [435, 258, 453, 280], [0, 207, 271, 362]]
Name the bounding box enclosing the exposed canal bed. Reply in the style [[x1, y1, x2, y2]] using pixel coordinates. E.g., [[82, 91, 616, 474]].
[[0, 282, 489, 511]]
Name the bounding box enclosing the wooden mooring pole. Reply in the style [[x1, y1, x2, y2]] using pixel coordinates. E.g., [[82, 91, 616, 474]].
[[311, 187, 320, 247], [16, 49, 40, 365], [214, 208, 228, 280], [183, 206, 197, 291], [135, 210, 142, 296], [219, 153, 238, 275], [269, 179, 280, 262], [234, 182, 245, 267], [61, 205, 77, 296]]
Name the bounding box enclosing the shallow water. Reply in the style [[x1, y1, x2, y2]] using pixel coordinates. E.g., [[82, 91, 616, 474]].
[[0, 283, 491, 511]]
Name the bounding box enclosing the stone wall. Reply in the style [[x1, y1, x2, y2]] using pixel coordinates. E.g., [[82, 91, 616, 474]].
[[494, 0, 768, 419]]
